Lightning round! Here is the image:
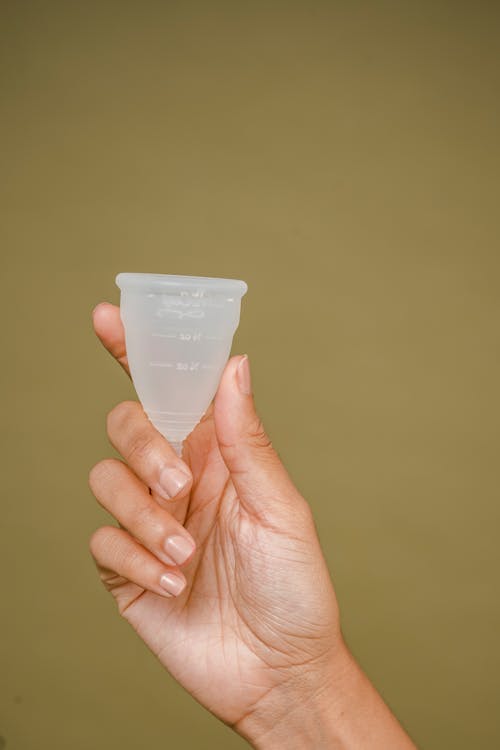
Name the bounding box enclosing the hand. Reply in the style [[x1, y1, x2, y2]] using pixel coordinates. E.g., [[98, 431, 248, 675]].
[[89, 303, 417, 749]]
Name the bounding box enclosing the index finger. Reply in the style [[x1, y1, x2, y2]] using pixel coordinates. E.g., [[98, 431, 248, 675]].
[[106, 400, 193, 503], [92, 302, 130, 375]]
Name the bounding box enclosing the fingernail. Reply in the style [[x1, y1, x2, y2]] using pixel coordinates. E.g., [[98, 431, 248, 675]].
[[164, 535, 195, 565], [160, 572, 186, 597], [236, 354, 252, 395], [158, 467, 190, 499]]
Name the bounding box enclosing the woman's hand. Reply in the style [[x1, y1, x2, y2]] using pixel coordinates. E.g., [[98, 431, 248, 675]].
[[89, 303, 416, 749]]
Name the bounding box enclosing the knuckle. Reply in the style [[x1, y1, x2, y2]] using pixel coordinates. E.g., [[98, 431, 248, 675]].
[[127, 429, 156, 462], [121, 544, 142, 572], [107, 401, 157, 462], [218, 417, 277, 476], [106, 400, 141, 436], [133, 501, 156, 528], [88, 458, 121, 491], [246, 415, 274, 453], [89, 526, 111, 558], [133, 503, 164, 541]]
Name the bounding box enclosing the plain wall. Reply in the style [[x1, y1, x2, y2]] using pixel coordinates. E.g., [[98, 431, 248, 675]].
[[1, 1, 499, 747]]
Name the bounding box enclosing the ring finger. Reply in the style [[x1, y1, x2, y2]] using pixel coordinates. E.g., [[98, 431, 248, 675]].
[[89, 525, 187, 598]]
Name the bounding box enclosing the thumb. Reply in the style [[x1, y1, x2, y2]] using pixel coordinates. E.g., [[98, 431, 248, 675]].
[[213, 355, 302, 516]]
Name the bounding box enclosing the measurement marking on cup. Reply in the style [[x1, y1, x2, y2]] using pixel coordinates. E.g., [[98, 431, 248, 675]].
[[150, 361, 207, 371], [175, 361, 201, 371], [152, 331, 204, 341], [157, 307, 206, 320]]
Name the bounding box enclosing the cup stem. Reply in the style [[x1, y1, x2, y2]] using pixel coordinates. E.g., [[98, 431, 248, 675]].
[[170, 441, 183, 457]]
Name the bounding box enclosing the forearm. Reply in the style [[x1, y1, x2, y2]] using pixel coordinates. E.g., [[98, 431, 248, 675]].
[[239, 645, 417, 750]]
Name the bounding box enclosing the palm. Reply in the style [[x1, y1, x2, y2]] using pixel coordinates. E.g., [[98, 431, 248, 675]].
[[108, 412, 336, 725]]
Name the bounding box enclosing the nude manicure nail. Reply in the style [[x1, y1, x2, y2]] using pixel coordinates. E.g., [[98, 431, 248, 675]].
[[236, 354, 252, 395], [160, 572, 186, 596], [158, 467, 190, 499], [164, 535, 195, 566]]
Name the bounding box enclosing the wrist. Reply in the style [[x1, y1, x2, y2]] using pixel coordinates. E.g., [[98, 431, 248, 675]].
[[236, 640, 416, 750], [236, 640, 353, 750]]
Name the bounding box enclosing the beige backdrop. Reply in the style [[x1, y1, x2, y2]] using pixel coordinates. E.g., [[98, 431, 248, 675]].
[[1, 1, 499, 748]]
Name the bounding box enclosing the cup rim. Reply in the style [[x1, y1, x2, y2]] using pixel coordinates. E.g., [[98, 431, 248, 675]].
[[116, 272, 248, 297]]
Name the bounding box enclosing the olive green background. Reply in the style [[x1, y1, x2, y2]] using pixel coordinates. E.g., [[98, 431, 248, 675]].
[[1, 1, 499, 748]]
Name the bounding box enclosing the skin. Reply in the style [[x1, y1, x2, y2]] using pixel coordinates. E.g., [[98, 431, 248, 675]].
[[89, 302, 417, 749]]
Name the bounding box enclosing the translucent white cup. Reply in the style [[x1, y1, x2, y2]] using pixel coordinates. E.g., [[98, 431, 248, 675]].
[[115, 273, 248, 455]]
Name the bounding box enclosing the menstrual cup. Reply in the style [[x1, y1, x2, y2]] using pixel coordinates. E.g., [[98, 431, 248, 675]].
[[116, 273, 248, 455]]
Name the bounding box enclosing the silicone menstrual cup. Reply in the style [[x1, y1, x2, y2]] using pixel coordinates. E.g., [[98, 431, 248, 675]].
[[116, 273, 248, 455]]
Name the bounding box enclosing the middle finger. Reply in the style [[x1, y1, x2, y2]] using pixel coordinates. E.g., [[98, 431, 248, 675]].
[[89, 459, 196, 568]]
